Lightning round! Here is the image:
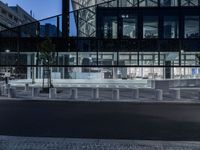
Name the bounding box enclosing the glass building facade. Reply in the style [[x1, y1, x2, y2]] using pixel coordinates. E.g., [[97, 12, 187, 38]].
[[0, 0, 200, 80]]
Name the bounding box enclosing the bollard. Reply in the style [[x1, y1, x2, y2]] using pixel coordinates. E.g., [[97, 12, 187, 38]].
[[91, 88, 99, 100], [8, 87, 16, 98], [132, 88, 139, 99], [5, 84, 11, 94], [70, 88, 78, 100], [112, 89, 120, 100], [32, 87, 40, 97], [155, 89, 163, 101], [169, 89, 180, 100], [49, 88, 57, 99], [25, 83, 29, 91], [198, 91, 200, 100]]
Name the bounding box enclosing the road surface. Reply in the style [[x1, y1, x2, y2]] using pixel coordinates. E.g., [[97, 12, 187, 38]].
[[0, 100, 200, 141]]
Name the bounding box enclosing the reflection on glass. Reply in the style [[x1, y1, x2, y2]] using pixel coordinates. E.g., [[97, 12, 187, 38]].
[[164, 16, 179, 38], [184, 16, 199, 38], [119, 52, 138, 65], [139, 52, 158, 65], [143, 16, 158, 38], [122, 15, 137, 38], [98, 52, 117, 66], [181, 0, 198, 6], [160, 0, 178, 6], [139, 0, 158, 7], [78, 52, 97, 66], [103, 16, 118, 39], [120, 0, 138, 7]]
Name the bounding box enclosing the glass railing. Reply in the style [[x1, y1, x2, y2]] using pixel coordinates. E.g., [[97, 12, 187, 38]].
[[0, 0, 199, 38]]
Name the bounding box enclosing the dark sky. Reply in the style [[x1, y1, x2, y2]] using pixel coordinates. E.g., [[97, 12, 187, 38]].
[[1, 0, 62, 19]]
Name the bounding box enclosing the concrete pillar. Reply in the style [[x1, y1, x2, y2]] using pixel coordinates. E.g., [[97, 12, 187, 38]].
[[8, 87, 16, 98], [112, 89, 120, 100], [32, 87, 40, 97], [91, 88, 99, 100], [25, 83, 29, 91], [155, 89, 163, 101], [70, 88, 78, 100], [132, 88, 139, 99], [49, 88, 57, 99]]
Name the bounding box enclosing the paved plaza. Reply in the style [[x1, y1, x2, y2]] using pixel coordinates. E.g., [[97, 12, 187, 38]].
[[0, 136, 200, 150]]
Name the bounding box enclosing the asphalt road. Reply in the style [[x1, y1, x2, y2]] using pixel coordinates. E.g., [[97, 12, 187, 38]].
[[0, 100, 200, 141]]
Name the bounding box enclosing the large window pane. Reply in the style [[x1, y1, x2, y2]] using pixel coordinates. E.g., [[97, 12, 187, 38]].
[[143, 16, 158, 38], [181, 0, 198, 6], [164, 16, 179, 38], [160, 0, 178, 6], [78, 52, 97, 66], [139, 0, 158, 7], [184, 16, 199, 38], [120, 0, 138, 7], [119, 52, 138, 65], [122, 15, 137, 39], [103, 16, 118, 39]]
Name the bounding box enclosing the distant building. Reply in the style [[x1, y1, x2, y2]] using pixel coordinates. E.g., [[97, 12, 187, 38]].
[[0, 1, 35, 31]]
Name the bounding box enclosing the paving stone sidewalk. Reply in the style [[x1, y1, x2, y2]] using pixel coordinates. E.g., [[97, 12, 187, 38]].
[[0, 136, 200, 150]]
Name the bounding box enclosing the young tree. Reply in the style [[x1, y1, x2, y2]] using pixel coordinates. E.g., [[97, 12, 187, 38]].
[[196, 53, 200, 65], [38, 38, 56, 89]]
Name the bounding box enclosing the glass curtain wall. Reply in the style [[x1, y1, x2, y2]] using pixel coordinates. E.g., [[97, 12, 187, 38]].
[[103, 16, 118, 39], [160, 0, 178, 6], [143, 16, 158, 38], [164, 16, 179, 38], [181, 0, 198, 6], [139, 0, 158, 6], [184, 16, 199, 38], [122, 15, 137, 38]]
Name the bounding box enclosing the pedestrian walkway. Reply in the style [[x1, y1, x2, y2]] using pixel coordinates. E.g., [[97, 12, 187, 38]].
[[0, 136, 200, 150]]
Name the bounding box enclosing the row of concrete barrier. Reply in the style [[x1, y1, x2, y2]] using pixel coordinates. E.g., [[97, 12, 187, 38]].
[[1, 83, 200, 100], [0, 83, 164, 101]]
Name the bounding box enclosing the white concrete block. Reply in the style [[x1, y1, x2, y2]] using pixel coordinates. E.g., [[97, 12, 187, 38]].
[[155, 89, 163, 101], [91, 88, 99, 100], [112, 89, 119, 100], [8, 88, 16, 98], [132, 88, 139, 99], [32, 87, 40, 97], [70, 88, 78, 100], [49, 88, 57, 99], [169, 89, 180, 100], [25, 83, 29, 91]]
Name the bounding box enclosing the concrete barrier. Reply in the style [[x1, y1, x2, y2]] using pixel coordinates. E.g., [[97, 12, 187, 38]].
[[8, 87, 16, 98], [49, 88, 57, 99], [139, 88, 163, 100], [132, 88, 139, 99], [155, 89, 163, 101], [25, 83, 29, 91], [5, 84, 11, 94], [0, 86, 2, 96], [112, 89, 120, 100], [32, 87, 40, 97], [169, 89, 180, 100], [91, 88, 99, 100], [70, 88, 78, 100]]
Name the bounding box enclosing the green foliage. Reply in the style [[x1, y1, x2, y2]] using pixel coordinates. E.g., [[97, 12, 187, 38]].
[[38, 38, 56, 66], [196, 53, 200, 65]]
